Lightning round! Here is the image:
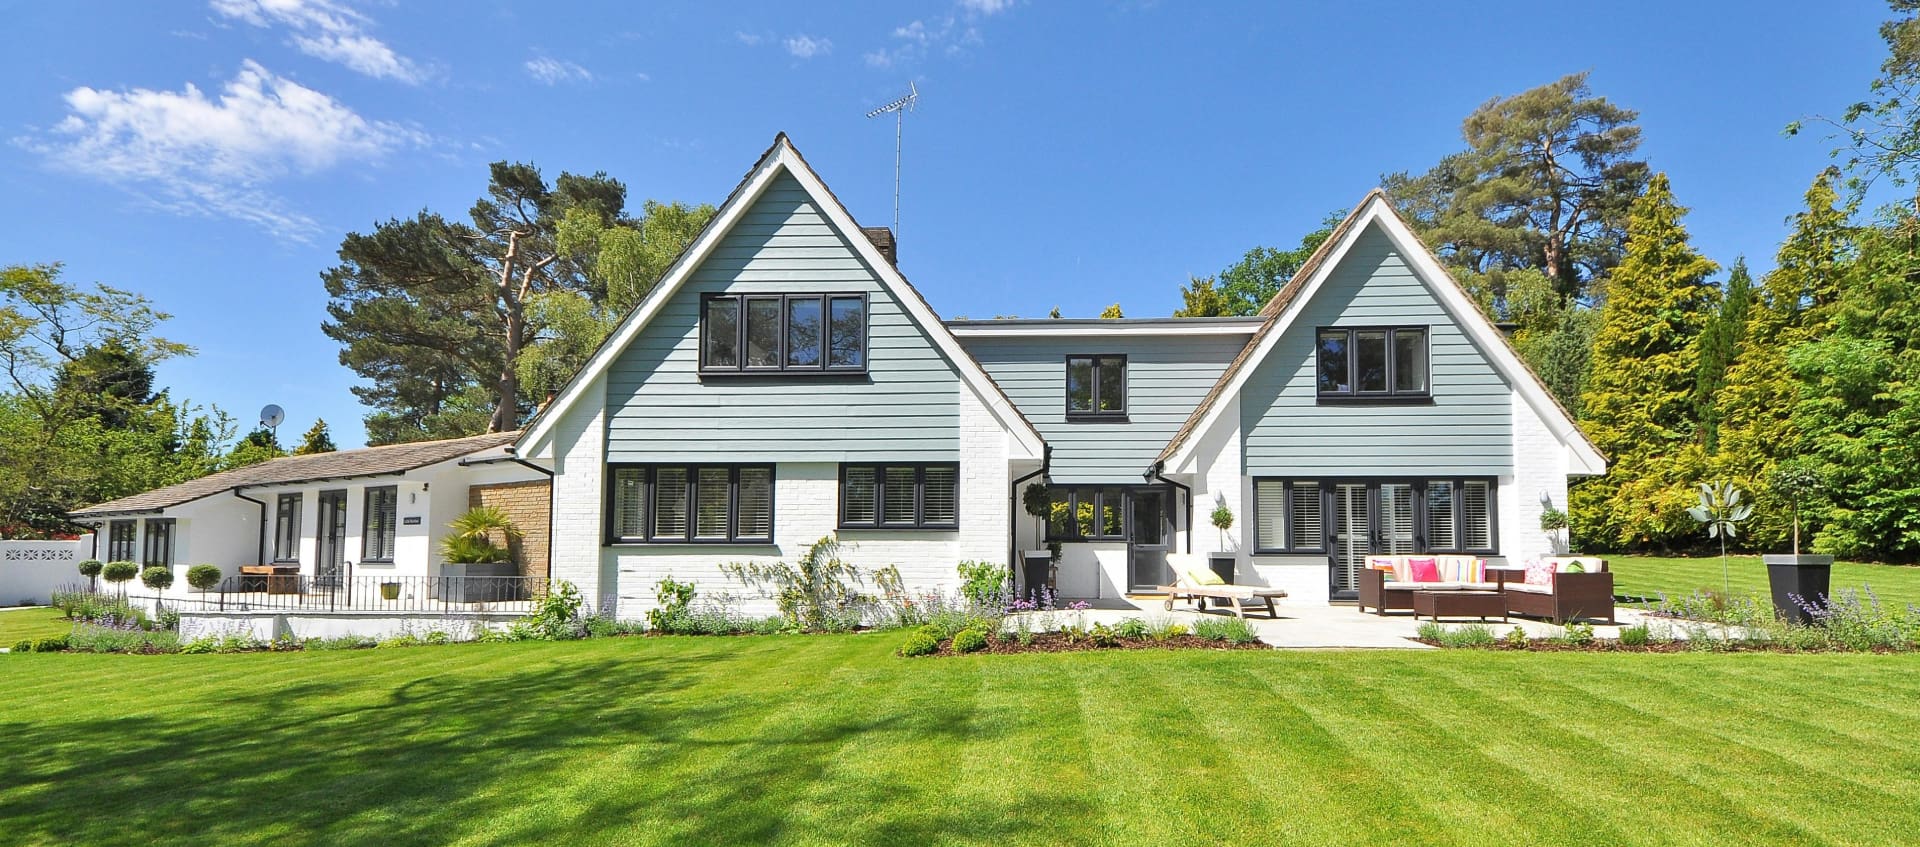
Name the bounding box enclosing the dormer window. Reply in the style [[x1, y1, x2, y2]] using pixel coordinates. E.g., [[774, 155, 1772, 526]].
[[1316, 326, 1428, 402], [1066, 355, 1126, 418], [701, 293, 867, 374]]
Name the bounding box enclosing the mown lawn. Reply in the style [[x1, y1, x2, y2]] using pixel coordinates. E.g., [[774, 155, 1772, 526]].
[[0, 607, 70, 644], [1608, 554, 1920, 608], [3, 637, 1919, 846]]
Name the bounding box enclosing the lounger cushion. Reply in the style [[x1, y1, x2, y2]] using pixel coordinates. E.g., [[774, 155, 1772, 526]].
[[1187, 568, 1225, 586]]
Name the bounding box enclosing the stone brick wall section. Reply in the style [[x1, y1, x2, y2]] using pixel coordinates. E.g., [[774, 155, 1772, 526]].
[[469, 480, 552, 577]]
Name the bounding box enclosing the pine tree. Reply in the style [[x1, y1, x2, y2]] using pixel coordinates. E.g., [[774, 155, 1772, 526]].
[[1696, 258, 1753, 452], [1712, 171, 1852, 550], [294, 419, 338, 455], [1573, 174, 1719, 549]]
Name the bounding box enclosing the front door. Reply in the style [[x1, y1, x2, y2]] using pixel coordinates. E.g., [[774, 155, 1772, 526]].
[[317, 489, 347, 587], [1128, 488, 1171, 591]]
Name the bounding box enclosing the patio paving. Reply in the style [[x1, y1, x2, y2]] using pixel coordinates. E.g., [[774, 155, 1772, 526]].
[[1022, 596, 1679, 649]]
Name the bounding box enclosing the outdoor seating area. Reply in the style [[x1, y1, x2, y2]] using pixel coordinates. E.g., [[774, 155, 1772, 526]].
[[1358, 556, 1614, 625]]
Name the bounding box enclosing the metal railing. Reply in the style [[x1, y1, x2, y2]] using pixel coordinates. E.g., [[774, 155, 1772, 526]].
[[191, 564, 549, 613]]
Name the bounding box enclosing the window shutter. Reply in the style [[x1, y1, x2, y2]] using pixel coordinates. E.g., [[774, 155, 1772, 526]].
[[1462, 481, 1491, 550], [1256, 481, 1286, 550], [882, 467, 917, 524], [922, 466, 958, 525], [843, 467, 876, 525], [737, 468, 773, 540], [613, 468, 646, 538], [1426, 481, 1455, 550], [653, 468, 688, 539], [1290, 483, 1322, 549], [694, 468, 731, 540]]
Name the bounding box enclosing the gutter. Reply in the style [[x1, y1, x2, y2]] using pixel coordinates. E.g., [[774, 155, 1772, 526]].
[[232, 489, 268, 566], [1146, 460, 1193, 555], [1007, 444, 1052, 578]]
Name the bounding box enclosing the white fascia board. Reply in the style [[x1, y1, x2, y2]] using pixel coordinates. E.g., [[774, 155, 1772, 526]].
[[947, 324, 1260, 338]]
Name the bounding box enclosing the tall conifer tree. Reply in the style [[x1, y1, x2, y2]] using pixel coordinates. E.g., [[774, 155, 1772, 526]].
[[1574, 174, 1718, 548]]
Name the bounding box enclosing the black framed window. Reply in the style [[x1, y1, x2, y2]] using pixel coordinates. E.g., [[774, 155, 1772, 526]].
[[107, 520, 137, 562], [702, 293, 867, 374], [608, 465, 775, 543], [1316, 327, 1429, 401], [142, 518, 175, 568], [273, 494, 302, 563], [362, 486, 398, 562], [1043, 487, 1129, 541], [839, 463, 959, 530], [1066, 355, 1126, 418], [1251, 478, 1494, 554]]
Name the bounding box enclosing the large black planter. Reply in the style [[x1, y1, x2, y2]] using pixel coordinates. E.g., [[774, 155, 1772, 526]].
[[441, 562, 522, 603], [1208, 553, 1236, 585], [1021, 552, 1053, 600], [1763, 554, 1833, 624]]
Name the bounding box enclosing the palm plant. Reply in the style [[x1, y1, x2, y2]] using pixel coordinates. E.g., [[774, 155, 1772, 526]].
[[1687, 481, 1753, 597], [442, 506, 522, 563]]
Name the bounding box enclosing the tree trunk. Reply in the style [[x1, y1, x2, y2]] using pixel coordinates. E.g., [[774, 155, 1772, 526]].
[[490, 302, 522, 433]]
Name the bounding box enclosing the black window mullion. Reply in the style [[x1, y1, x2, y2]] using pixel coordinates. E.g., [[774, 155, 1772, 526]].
[[728, 466, 740, 541], [914, 466, 926, 526]]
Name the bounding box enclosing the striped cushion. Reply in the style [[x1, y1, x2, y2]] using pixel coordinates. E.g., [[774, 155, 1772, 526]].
[[1370, 557, 1405, 581]]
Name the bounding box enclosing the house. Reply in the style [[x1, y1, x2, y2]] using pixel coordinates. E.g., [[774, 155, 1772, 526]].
[[511, 134, 1605, 615], [66, 432, 548, 600]]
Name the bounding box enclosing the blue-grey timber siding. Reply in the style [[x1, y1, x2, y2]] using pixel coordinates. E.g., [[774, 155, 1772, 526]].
[[961, 334, 1244, 483], [604, 172, 961, 461], [1240, 222, 1513, 476]]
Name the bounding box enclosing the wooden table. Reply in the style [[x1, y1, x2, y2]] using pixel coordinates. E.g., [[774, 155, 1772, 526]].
[[1412, 589, 1506, 622]]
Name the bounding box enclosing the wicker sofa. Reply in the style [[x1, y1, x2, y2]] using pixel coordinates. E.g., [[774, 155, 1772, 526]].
[[1488, 557, 1615, 625], [1356, 555, 1498, 615]]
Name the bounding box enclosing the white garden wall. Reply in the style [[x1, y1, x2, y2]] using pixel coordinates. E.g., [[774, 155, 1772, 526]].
[[0, 535, 94, 605]]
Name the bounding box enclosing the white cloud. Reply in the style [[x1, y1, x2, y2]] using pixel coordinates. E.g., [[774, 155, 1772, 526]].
[[19, 60, 425, 240], [958, 0, 1014, 14], [524, 56, 594, 85], [735, 31, 765, 46], [784, 34, 832, 59], [209, 0, 425, 84]]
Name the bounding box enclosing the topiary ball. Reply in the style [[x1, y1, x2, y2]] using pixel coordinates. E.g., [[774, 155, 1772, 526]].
[[186, 564, 222, 591], [140, 566, 174, 591], [101, 561, 140, 584], [77, 559, 103, 578], [899, 631, 940, 657], [951, 628, 989, 654]]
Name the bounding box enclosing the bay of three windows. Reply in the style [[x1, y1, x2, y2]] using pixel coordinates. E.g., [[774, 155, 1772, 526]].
[[267, 487, 399, 564], [606, 462, 959, 544], [701, 293, 868, 373]]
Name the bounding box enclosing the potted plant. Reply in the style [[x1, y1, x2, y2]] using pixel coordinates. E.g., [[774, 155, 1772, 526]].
[[1538, 499, 1571, 556], [1208, 495, 1237, 584], [1763, 459, 1832, 623], [1686, 481, 1752, 599], [1020, 483, 1054, 597], [440, 506, 522, 602], [380, 581, 402, 601]]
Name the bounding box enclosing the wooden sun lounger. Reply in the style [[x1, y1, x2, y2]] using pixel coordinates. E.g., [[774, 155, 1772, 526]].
[[1157, 583, 1286, 619]]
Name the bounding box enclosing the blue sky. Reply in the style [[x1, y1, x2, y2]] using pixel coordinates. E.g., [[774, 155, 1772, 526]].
[[0, 1, 1891, 447]]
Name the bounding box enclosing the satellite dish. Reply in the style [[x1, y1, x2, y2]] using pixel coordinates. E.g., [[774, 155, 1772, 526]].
[[259, 404, 285, 430]]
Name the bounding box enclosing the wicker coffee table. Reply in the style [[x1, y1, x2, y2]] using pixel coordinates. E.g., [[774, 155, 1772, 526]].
[[1412, 589, 1506, 622]]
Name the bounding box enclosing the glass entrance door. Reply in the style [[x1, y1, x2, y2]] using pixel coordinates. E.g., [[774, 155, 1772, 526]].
[[1128, 489, 1171, 591], [317, 489, 347, 587], [1330, 483, 1371, 599]]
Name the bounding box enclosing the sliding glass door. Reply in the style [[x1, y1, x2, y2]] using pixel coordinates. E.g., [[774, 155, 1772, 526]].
[[1330, 483, 1370, 598]]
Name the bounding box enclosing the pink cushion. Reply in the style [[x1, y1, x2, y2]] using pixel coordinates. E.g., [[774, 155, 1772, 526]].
[[1524, 559, 1555, 586], [1407, 557, 1440, 583]]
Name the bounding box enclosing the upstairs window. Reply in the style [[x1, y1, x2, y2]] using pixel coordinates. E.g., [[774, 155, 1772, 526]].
[[840, 464, 959, 530], [1066, 355, 1126, 418], [702, 293, 867, 374], [1316, 327, 1428, 401]]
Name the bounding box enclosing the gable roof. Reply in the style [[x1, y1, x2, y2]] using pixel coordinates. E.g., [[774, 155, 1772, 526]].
[[68, 431, 521, 519], [516, 134, 1046, 460], [1156, 189, 1606, 476]]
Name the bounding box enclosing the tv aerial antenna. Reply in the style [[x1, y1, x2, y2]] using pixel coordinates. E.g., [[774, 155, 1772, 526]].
[[865, 81, 919, 236]]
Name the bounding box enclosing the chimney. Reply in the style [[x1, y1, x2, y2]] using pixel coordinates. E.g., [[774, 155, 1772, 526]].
[[862, 226, 897, 265]]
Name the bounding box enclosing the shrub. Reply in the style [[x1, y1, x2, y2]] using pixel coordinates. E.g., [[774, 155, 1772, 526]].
[[1505, 626, 1530, 649], [723, 537, 871, 633], [67, 625, 177, 654], [101, 561, 139, 591], [377, 633, 423, 649], [951, 627, 989, 654], [305, 635, 377, 651], [957, 561, 1007, 608], [1619, 623, 1652, 647], [1190, 616, 1258, 644], [1087, 622, 1121, 648], [140, 566, 174, 591], [76, 559, 103, 586], [526, 580, 585, 640], [1146, 617, 1188, 641], [648, 577, 696, 632], [1559, 621, 1596, 647], [186, 565, 223, 590], [10, 639, 29, 653], [899, 629, 940, 657], [1113, 617, 1149, 639], [180, 637, 217, 654], [157, 607, 180, 631], [31, 636, 70, 653]]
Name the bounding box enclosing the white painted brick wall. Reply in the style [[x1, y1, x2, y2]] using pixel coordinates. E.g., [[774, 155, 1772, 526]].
[[1507, 389, 1569, 562], [547, 375, 611, 613], [957, 384, 1010, 565], [1194, 394, 1243, 558]]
